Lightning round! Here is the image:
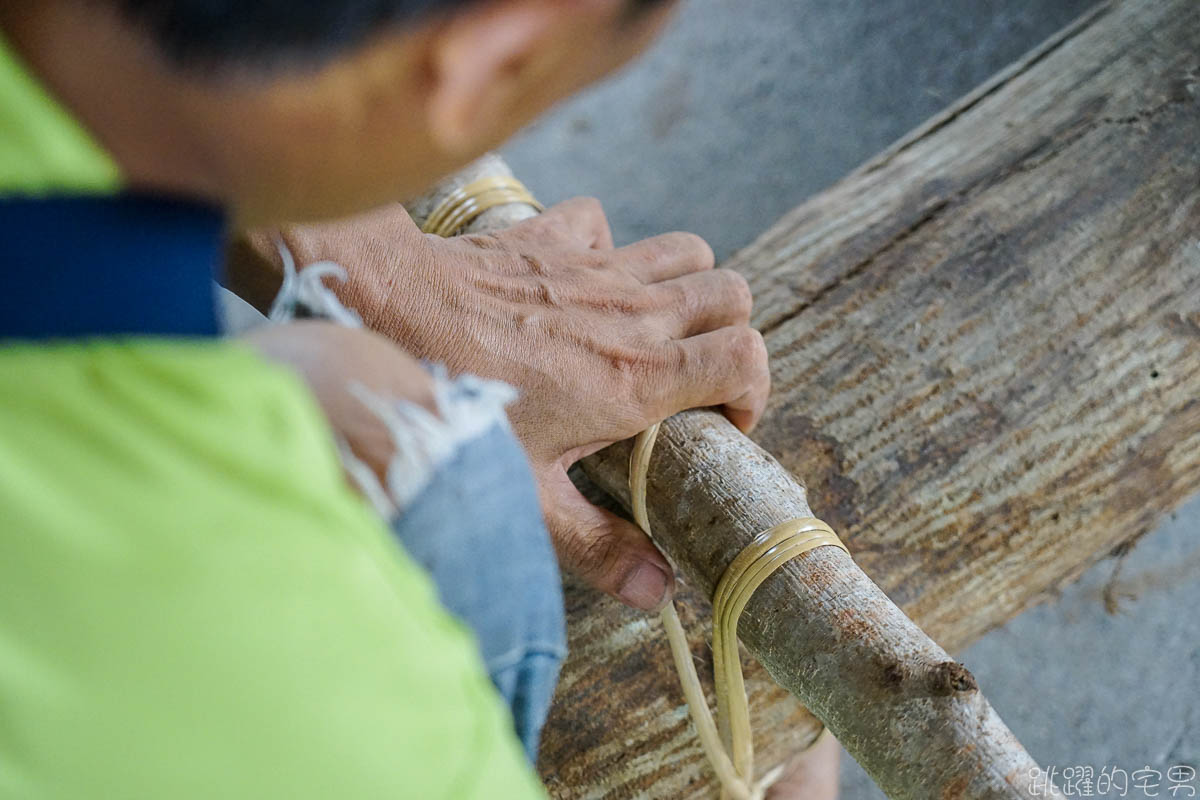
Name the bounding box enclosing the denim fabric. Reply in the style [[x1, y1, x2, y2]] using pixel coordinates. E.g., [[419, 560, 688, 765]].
[[248, 249, 566, 762], [390, 422, 566, 763]]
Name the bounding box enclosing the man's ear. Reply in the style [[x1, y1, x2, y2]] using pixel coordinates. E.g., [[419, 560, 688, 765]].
[[423, 0, 609, 155]]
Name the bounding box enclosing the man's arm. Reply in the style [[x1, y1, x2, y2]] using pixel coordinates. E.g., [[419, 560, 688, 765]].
[[225, 199, 770, 611]]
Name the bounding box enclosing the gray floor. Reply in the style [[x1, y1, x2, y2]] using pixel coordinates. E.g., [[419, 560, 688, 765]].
[[502, 1, 1199, 794]]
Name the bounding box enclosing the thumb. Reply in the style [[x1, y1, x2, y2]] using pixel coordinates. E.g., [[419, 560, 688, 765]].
[[539, 464, 675, 612]]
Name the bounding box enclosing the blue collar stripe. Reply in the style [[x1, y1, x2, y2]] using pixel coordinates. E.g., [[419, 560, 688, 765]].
[[0, 193, 224, 341]]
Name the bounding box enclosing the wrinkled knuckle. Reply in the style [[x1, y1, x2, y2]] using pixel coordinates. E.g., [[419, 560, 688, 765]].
[[731, 326, 767, 365], [674, 232, 715, 270], [457, 232, 510, 254], [637, 236, 673, 268], [596, 288, 646, 314], [563, 522, 623, 581], [657, 281, 692, 316], [582, 250, 618, 275], [573, 195, 605, 218], [751, 331, 771, 381], [752, 329, 769, 365], [719, 269, 754, 315], [666, 338, 694, 378], [609, 344, 667, 409]]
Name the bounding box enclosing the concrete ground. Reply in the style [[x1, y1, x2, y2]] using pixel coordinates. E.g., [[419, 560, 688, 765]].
[[502, 1, 1200, 795]]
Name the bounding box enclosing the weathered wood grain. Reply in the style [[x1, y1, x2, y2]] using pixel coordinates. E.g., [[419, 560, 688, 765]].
[[537, 0, 1200, 795], [730, 0, 1200, 652]]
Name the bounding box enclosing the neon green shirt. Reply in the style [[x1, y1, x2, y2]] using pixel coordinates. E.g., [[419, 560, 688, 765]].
[[0, 31, 120, 195], [0, 32, 544, 800]]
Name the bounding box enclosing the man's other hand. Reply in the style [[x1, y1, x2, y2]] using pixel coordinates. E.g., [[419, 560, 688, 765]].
[[242, 321, 438, 493], [229, 199, 770, 612]]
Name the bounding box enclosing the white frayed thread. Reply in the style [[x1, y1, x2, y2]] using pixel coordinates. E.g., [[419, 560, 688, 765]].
[[337, 436, 401, 520], [347, 369, 518, 518], [267, 237, 363, 328], [263, 239, 518, 518]]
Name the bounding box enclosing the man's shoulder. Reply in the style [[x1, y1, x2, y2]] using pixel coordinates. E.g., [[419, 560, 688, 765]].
[[0, 337, 544, 800]]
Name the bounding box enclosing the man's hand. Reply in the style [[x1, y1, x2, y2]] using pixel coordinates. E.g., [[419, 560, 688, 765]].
[[242, 321, 438, 492], [228, 199, 770, 611]]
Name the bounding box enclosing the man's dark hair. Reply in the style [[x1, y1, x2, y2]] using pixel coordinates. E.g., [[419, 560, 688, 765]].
[[112, 0, 670, 70], [113, 1, 470, 68]]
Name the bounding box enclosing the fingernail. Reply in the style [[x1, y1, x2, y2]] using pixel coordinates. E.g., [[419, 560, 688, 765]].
[[618, 561, 673, 612]]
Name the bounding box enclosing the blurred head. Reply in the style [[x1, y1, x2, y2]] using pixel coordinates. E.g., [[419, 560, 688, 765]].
[[1, 0, 676, 223]]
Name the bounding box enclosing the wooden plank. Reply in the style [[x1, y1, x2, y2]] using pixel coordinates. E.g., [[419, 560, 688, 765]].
[[537, 0, 1200, 795], [732, 0, 1200, 652]]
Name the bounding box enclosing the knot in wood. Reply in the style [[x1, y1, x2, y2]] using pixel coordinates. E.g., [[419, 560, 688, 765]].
[[929, 661, 979, 696]]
